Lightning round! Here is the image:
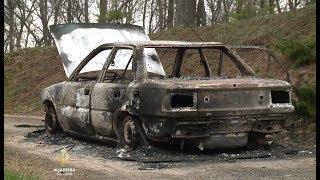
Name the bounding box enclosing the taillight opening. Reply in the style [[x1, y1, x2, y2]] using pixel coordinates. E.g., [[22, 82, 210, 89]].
[[171, 94, 194, 108], [271, 90, 290, 103]]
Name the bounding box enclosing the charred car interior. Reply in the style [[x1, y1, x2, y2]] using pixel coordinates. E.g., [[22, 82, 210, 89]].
[[41, 23, 294, 150]]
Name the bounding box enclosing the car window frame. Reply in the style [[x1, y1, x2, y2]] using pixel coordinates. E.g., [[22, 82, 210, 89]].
[[100, 46, 137, 83], [68, 45, 115, 82]]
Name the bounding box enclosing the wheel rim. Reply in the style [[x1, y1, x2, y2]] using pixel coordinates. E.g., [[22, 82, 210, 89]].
[[123, 118, 136, 145]]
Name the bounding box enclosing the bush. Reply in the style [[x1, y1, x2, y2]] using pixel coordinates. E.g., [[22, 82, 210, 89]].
[[293, 101, 312, 118], [275, 37, 316, 67], [293, 85, 316, 118]]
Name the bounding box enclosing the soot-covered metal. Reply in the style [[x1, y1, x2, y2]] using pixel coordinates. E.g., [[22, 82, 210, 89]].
[[41, 23, 294, 150]]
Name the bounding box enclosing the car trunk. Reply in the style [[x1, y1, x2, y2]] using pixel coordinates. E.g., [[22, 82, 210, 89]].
[[141, 77, 293, 117]]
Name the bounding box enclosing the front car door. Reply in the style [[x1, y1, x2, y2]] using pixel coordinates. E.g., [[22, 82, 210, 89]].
[[58, 47, 114, 136]]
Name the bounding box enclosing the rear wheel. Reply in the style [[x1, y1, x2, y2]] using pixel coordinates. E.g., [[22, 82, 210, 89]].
[[45, 105, 62, 136], [247, 132, 273, 149], [120, 116, 142, 150]]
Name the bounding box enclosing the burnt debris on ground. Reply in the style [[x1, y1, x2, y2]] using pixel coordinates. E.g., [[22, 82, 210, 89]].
[[23, 127, 315, 166], [15, 124, 45, 128]]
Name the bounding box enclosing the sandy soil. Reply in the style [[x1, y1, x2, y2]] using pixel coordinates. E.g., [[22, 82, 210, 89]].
[[4, 115, 316, 180]]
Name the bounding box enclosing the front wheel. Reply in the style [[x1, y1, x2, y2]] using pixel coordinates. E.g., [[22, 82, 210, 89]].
[[120, 116, 142, 150], [45, 106, 62, 136]]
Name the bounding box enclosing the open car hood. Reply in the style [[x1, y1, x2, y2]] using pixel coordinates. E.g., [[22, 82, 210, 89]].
[[50, 23, 166, 78]]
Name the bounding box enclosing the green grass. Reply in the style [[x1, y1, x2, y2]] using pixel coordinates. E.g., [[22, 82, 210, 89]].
[[4, 169, 38, 180]]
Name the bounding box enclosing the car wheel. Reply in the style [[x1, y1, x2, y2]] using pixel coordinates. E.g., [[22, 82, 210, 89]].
[[120, 116, 142, 149], [45, 106, 61, 136], [247, 132, 272, 149]]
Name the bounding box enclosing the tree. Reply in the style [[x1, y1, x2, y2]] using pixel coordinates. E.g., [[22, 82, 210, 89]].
[[196, 0, 207, 26], [207, 0, 223, 24], [269, 0, 275, 14], [175, 0, 197, 26], [39, 0, 51, 45], [167, 0, 174, 27], [157, 0, 165, 30], [99, 0, 108, 22], [67, 0, 73, 23], [222, 0, 234, 22], [142, 0, 148, 28], [83, 0, 89, 22], [6, 0, 16, 52], [275, 0, 281, 13], [53, 0, 63, 25]]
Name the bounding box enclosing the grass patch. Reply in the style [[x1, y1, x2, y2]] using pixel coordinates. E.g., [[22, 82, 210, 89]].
[[275, 37, 316, 67], [293, 84, 316, 118], [4, 168, 38, 180]]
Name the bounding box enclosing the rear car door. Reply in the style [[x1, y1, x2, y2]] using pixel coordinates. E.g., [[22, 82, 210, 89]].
[[90, 47, 135, 137]]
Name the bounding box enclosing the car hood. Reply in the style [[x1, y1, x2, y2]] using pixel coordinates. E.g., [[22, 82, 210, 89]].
[[142, 77, 292, 90], [50, 23, 166, 78]]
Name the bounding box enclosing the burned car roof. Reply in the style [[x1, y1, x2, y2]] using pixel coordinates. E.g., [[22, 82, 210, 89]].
[[96, 41, 225, 48]]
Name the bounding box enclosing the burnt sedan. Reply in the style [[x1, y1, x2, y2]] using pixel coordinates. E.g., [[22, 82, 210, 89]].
[[42, 24, 294, 150]]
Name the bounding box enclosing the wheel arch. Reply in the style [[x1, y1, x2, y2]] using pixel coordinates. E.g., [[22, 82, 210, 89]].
[[113, 110, 133, 138]]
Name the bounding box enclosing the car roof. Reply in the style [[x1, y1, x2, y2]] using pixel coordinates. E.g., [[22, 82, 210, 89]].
[[100, 40, 225, 48]]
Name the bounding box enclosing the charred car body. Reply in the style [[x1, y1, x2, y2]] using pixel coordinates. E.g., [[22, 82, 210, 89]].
[[41, 23, 294, 150]]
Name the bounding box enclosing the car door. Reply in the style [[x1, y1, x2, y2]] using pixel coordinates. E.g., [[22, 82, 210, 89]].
[[58, 47, 114, 136], [90, 47, 135, 137]]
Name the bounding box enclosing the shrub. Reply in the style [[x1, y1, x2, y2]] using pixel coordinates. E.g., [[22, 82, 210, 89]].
[[293, 85, 316, 118], [275, 37, 316, 67], [293, 101, 311, 118]]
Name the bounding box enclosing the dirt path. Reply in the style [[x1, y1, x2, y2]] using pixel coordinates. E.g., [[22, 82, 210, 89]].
[[4, 115, 316, 180]]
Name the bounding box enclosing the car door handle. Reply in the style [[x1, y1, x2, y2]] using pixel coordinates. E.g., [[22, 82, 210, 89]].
[[84, 88, 90, 95], [111, 90, 121, 98]]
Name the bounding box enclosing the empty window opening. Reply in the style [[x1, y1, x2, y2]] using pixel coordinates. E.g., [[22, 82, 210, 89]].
[[171, 94, 194, 108], [271, 91, 290, 103]]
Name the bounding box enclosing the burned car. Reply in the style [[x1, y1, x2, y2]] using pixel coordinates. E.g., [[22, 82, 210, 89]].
[[41, 24, 294, 150]]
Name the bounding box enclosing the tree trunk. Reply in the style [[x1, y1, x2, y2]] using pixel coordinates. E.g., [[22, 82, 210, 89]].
[[142, 0, 148, 28], [16, 24, 24, 49], [175, 0, 196, 26], [268, 0, 275, 14], [39, 0, 51, 46], [99, 0, 108, 22], [288, 0, 295, 11], [7, 0, 16, 52], [54, 0, 62, 25], [67, 0, 72, 23], [84, 0, 89, 22], [275, 0, 281, 13], [260, 0, 266, 9], [236, 0, 244, 20], [222, 0, 231, 22], [157, 0, 164, 30], [25, 30, 30, 48], [149, 0, 156, 34], [167, 0, 174, 27], [196, 0, 206, 26]]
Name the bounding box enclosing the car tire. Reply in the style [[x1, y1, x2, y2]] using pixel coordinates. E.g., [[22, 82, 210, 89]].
[[45, 105, 62, 136], [120, 116, 142, 150]]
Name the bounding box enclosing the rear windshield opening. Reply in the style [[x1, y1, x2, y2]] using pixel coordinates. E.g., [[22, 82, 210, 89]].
[[171, 94, 194, 108], [271, 90, 290, 103]]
